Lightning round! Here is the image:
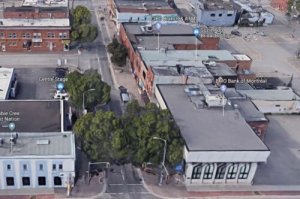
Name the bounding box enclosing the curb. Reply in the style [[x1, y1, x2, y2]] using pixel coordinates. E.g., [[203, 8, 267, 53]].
[[137, 168, 300, 199]]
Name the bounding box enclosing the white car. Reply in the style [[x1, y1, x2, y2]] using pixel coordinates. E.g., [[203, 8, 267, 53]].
[[54, 90, 69, 101]]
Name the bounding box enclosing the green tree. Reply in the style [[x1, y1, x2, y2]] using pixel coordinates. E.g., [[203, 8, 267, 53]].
[[74, 111, 122, 161], [71, 6, 98, 43], [287, 0, 300, 13], [113, 101, 184, 166], [107, 39, 119, 54], [72, 5, 91, 27], [65, 70, 111, 110]]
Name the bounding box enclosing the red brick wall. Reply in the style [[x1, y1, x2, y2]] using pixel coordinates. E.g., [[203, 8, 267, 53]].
[[219, 60, 238, 69], [173, 44, 201, 50], [271, 0, 288, 11], [236, 59, 252, 70], [200, 37, 219, 50], [0, 29, 70, 52], [4, 9, 68, 19]]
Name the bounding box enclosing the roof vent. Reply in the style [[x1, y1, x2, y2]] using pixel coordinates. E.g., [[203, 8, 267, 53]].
[[37, 139, 50, 145]]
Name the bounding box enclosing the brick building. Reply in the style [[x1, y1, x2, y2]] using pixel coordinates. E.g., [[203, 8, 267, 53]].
[[271, 0, 289, 12], [0, 7, 70, 52]]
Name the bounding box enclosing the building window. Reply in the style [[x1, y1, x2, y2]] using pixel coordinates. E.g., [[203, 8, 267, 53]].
[[6, 177, 14, 186], [219, 13, 222, 17], [47, 32, 55, 38], [39, 164, 43, 171], [59, 164, 63, 170], [22, 33, 31, 38], [33, 33, 41, 38], [226, 163, 238, 179], [23, 164, 28, 171], [238, 163, 251, 179], [54, 176, 62, 186], [215, 163, 226, 179], [8, 33, 17, 38], [203, 163, 214, 179], [191, 163, 203, 179], [53, 43, 56, 47], [227, 13, 233, 17], [38, 177, 46, 186], [0, 32, 4, 38], [7, 164, 11, 170], [52, 164, 56, 170], [22, 177, 30, 186], [59, 32, 68, 39], [210, 13, 216, 17]]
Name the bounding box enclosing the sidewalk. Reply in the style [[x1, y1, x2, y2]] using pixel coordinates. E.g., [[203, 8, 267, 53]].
[[137, 169, 300, 199]]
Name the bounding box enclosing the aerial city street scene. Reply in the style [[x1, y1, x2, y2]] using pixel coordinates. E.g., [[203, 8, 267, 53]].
[[0, 0, 300, 198]]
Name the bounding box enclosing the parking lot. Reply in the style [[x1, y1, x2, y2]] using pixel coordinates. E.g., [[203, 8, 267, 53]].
[[15, 68, 60, 100]]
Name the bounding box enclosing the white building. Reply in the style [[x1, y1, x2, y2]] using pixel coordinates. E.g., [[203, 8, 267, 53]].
[[155, 84, 270, 187], [109, 0, 179, 30], [0, 100, 75, 190], [0, 132, 75, 189], [0, 68, 15, 100]]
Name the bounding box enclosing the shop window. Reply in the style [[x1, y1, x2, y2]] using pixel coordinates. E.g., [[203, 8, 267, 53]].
[[226, 163, 238, 179], [54, 176, 62, 186], [215, 163, 226, 179], [191, 163, 203, 179], [38, 177, 46, 186], [203, 163, 214, 179], [238, 163, 251, 179], [22, 177, 30, 186], [6, 177, 14, 186]]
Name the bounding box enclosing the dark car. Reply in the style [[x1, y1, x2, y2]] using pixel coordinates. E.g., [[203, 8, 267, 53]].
[[119, 86, 130, 104], [231, 30, 242, 36], [55, 67, 68, 78]]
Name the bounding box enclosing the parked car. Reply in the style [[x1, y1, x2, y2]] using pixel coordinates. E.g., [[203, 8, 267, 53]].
[[231, 30, 242, 37], [54, 90, 69, 100], [55, 67, 68, 78], [119, 86, 130, 104]]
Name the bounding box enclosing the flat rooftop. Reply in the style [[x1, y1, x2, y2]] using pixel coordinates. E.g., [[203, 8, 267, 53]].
[[233, 54, 251, 61], [115, 0, 175, 13], [198, 0, 238, 10], [0, 132, 74, 157], [206, 63, 237, 77], [123, 23, 196, 35], [140, 50, 236, 66], [5, 6, 68, 13], [133, 35, 201, 50], [157, 84, 268, 151], [0, 18, 70, 27], [237, 89, 300, 101], [0, 68, 14, 100], [22, 0, 69, 7], [0, 100, 63, 133], [152, 66, 213, 77]]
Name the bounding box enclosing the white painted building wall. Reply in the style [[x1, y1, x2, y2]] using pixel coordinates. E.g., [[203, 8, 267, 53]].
[[0, 158, 75, 189], [252, 100, 300, 114]]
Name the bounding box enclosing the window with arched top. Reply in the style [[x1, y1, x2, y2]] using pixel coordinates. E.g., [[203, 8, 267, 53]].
[[203, 163, 214, 179], [226, 163, 238, 179], [238, 163, 251, 179], [215, 163, 226, 179], [192, 163, 203, 179]]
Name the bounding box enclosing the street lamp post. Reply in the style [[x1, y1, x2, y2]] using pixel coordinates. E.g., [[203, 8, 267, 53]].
[[82, 88, 96, 113], [153, 136, 167, 186]]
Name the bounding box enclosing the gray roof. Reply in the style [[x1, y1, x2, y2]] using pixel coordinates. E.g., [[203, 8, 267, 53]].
[[134, 35, 201, 50], [0, 100, 63, 133], [0, 132, 74, 157], [206, 63, 237, 77], [152, 66, 212, 78], [123, 23, 195, 35], [237, 89, 300, 101], [140, 50, 236, 66], [232, 99, 267, 122], [157, 84, 268, 151], [115, 0, 170, 8]]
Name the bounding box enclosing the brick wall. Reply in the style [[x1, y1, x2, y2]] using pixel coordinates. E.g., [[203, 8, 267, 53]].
[[0, 29, 70, 52], [271, 0, 289, 12], [200, 37, 219, 50]]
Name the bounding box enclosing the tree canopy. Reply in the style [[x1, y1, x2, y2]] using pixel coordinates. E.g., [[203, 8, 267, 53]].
[[287, 0, 300, 13], [71, 6, 98, 43], [65, 70, 111, 110], [74, 100, 184, 166], [107, 39, 128, 67]]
